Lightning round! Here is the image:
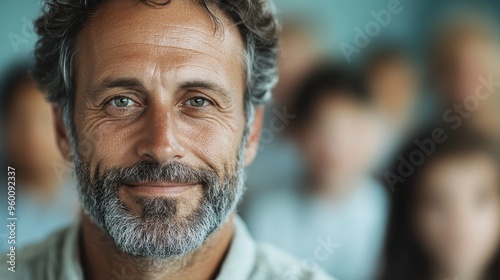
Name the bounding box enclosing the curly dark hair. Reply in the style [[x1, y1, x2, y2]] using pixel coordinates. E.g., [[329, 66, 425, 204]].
[[33, 0, 279, 132]]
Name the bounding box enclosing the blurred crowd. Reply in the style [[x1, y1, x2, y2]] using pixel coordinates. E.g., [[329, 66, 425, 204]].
[[1, 2, 500, 280], [243, 7, 500, 280]]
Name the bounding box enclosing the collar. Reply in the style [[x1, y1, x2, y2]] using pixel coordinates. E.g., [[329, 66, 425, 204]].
[[216, 216, 256, 279]]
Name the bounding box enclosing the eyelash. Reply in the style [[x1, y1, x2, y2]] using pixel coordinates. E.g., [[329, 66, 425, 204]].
[[105, 95, 137, 107], [103, 95, 214, 110], [184, 96, 214, 107]]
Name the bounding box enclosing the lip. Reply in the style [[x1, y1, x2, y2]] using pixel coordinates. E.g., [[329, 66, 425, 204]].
[[123, 182, 199, 196]]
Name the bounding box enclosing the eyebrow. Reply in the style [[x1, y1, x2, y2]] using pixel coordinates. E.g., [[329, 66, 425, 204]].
[[178, 80, 234, 102], [86, 78, 146, 102], [86, 78, 234, 102]]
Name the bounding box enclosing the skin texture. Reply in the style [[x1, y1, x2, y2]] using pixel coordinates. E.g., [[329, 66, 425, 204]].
[[414, 154, 500, 280], [52, 0, 264, 279]]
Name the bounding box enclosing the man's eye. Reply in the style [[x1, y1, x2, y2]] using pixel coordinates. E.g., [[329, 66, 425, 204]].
[[187, 97, 210, 107], [110, 97, 135, 107]]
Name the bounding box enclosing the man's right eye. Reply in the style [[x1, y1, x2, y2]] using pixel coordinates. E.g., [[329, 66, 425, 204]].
[[109, 97, 136, 107]]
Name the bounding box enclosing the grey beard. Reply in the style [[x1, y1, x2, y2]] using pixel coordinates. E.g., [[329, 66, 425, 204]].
[[73, 153, 245, 259]]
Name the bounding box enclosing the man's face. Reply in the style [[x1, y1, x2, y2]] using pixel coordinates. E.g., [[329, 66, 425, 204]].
[[59, 0, 257, 258]]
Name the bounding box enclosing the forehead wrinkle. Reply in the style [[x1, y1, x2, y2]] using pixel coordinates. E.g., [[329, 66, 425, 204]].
[[92, 51, 235, 93], [121, 24, 221, 40], [83, 0, 243, 57], [82, 18, 244, 79], [98, 43, 227, 68], [91, 25, 229, 55], [95, 59, 221, 78]]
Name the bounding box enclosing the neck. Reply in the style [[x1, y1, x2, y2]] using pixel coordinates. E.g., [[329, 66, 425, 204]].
[[80, 213, 235, 280]]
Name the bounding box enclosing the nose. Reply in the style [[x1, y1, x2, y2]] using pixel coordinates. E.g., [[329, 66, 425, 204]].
[[136, 106, 186, 164]]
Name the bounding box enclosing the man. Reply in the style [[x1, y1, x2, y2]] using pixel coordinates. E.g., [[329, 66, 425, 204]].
[[1, 0, 334, 279]]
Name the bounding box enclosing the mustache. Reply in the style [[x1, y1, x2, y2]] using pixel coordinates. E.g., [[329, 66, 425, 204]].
[[90, 160, 219, 189]]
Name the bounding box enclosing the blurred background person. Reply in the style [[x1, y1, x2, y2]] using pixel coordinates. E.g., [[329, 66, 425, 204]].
[[365, 44, 422, 139], [363, 43, 427, 175], [242, 63, 389, 280], [381, 125, 500, 280], [430, 11, 500, 140], [244, 17, 326, 195], [273, 17, 324, 107], [0, 62, 79, 253]]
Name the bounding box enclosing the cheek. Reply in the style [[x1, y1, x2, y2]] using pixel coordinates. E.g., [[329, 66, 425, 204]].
[[414, 201, 457, 263], [179, 116, 244, 172], [416, 209, 448, 246], [470, 203, 500, 247], [301, 134, 324, 167], [76, 118, 138, 170]]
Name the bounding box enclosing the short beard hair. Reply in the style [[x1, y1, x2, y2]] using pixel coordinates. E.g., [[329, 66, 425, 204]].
[[73, 149, 245, 259]]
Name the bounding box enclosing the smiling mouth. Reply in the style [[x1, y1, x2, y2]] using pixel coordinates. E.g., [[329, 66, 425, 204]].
[[123, 182, 200, 196]]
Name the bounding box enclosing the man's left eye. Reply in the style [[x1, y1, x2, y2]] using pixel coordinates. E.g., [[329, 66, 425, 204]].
[[187, 97, 210, 107]]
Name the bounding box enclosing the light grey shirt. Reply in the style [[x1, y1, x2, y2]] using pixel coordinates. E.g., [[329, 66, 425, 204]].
[[244, 178, 388, 280], [1, 216, 335, 280]]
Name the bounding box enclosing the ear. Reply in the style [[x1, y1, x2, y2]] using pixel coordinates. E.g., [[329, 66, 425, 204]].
[[53, 106, 72, 162], [243, 106, 264, 167]]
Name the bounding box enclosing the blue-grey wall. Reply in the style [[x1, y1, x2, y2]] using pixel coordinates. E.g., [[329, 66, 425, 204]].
[[0, 0, 40, 73], [0, 0, 498, 73]]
